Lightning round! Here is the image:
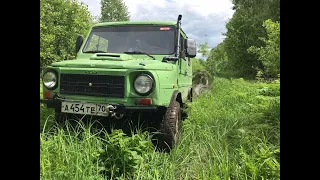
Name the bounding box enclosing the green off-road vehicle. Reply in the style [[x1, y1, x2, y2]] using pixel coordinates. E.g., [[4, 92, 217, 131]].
[[40, 15, 197, 150]]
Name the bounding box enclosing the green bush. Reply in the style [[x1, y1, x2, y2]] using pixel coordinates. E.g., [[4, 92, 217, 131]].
[[98, 130, 154, 178], [40, 0, 93, 68], [248, 19, 280, 77]]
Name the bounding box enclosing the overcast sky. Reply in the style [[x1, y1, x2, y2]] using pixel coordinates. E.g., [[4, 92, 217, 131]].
[[79, 0, 234, 58]]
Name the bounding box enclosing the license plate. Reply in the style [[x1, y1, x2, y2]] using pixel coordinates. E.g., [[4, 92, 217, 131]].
[[61, 101, 109, 116]]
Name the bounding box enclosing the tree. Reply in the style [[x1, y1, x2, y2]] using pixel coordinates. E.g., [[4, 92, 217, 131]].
[[192, 58, 206, 74], [40, 0, 92, 69], [100, 0, 130, 22], [205, 42, 228, 76], [222, 0, 280, 78], [197, 42, 210, 59], [248, 19, 280, 77]]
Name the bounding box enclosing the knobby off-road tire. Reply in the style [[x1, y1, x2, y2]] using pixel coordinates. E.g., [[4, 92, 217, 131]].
[[159, 101, 182, 152], [188, 88, 193, 102]]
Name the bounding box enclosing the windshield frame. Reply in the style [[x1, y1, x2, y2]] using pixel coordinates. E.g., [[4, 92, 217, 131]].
[[82, 25, 177, 55]]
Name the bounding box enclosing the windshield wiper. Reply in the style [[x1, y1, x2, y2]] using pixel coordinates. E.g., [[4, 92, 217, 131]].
[[123, 51, 155, 60], [83, 50, 107, 53]]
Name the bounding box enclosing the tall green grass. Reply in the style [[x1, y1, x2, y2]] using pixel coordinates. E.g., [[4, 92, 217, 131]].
[[40, 77, 280, 179], [40, 80, 54, 132]]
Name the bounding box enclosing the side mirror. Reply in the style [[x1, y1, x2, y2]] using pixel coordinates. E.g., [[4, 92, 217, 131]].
[[184, 39, 197, 58], [76, 35, 84, 53]]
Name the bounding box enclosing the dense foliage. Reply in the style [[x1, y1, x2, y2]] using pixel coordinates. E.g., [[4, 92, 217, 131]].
[[40, 0, 92, 69], [205, 42, 228, 77], [197, 42, 210, 58], [100, 0, 130, 22], [248, 19, 280, 77], [205, 0, 280, 79]]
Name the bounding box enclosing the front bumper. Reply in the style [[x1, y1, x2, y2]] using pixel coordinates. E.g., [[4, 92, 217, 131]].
[[40, 94, 158, 115]]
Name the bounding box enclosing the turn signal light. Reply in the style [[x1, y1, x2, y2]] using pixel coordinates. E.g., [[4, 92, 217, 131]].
[[135, 98, 152, 105], [44, 91, 51, 98]]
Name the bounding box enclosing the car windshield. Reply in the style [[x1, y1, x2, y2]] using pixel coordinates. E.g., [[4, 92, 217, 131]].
[[83, 25, 175, 55]]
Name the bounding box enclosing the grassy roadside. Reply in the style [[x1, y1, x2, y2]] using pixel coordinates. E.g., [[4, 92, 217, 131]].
[[40, 80, 54, 132], [40, 77, 280, 179]]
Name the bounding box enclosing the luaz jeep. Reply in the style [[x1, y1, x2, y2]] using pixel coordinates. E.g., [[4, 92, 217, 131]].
[[40, 14, 197, 150]]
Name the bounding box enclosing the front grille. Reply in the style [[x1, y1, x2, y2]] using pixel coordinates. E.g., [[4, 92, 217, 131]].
[[60, 74, 125, 98]]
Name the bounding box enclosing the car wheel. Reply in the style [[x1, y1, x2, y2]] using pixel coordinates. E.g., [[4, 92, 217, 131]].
[[158, 100, 182, 151]]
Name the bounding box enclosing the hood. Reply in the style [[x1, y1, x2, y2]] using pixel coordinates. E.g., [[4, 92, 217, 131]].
[[51, 53, 175, 71]]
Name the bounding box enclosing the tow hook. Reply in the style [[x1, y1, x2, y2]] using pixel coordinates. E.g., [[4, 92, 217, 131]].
[[53, 94, 65, 101], [106, 104, 124, 119]]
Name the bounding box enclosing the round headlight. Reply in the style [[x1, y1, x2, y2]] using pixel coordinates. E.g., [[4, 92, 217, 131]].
[[134, 74, 154, 95], [43, 71, 57, 89]]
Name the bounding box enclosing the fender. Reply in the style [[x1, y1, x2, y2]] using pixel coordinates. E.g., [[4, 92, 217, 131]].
[[169, 90, 182, 107]]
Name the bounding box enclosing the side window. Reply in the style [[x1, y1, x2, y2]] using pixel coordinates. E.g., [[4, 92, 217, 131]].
[[86, 34, 109, 52], [180, 35, 186, 59]]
